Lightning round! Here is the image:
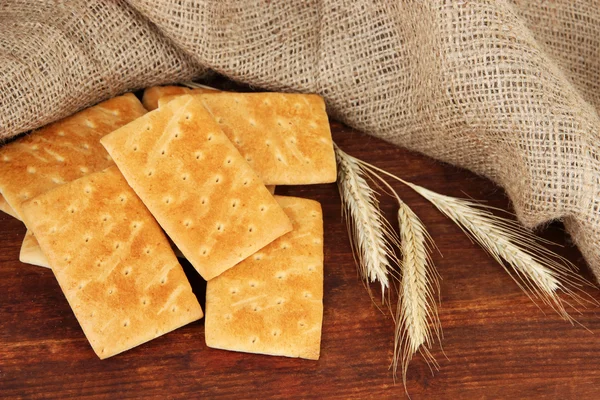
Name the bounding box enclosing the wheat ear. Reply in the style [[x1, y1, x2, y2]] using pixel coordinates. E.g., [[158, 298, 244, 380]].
[[337, 148, 442, 387], [363, 160, 592, 319], [334, 144, 399, 298], [365, 168, 442, 383], [395, 201, 442, 387], [406, 184, 594, 319]]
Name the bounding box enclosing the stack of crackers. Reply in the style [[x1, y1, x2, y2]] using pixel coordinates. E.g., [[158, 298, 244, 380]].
[[0, 86, 336, 361]]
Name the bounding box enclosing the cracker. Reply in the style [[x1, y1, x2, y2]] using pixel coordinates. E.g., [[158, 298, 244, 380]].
[[20, 230, 186, 269], [101, 95, 293, 280], [20, 166, 203, 359], [19, 230, 50, 268], [142, 85, 219, 111], [159, 92, 336, 185], [0, 194, 19, 220], [0, 93, 146, 219], [205, 196, 324, 360]]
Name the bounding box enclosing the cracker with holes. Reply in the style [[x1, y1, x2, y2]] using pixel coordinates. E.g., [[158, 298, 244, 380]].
[[142, 85, 219, 111], [20, 166, 203, 359], [20, 232, 187, 270], [101, 95, 293, 280], [0, 93, 146, 220], [205, 196, 324, 360], [20, 230, 50, 268], [21, 228, 186, 269], [158, 92, 336, 185]]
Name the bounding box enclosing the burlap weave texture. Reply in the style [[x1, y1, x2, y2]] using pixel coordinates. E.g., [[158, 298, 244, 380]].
[[2, 1, 600, 280]]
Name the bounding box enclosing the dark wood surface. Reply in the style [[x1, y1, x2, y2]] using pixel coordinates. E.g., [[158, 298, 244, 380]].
[[1, 122, 600, 399]]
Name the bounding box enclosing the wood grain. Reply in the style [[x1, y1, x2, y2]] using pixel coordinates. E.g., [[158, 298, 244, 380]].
[[1, 121, 600, 399]]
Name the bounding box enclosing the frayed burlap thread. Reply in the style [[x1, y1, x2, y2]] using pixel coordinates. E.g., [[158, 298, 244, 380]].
[[3, 1, 600, 281]]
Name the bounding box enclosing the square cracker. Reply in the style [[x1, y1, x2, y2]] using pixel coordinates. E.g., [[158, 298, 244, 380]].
[[101, 95, 293, 280], [160, 92, 336, 186], [142, 85, 219, 111], [20, 166, 203, 359], [205, 196, 324, 360], [0, 194, 19, 220], [19, 230, 50, 268], [0, 93, 146, 219]]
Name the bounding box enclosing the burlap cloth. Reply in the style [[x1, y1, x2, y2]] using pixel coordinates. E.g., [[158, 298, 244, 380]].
[[2, 1, 600, 280]]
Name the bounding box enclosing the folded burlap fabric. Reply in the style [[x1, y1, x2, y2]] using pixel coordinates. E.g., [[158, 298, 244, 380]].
[[2, 1, 600, 280]]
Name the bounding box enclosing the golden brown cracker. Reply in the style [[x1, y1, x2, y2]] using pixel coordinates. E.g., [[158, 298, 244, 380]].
[[157, 92, 336, 185], [101, 95, 292, 280], [201, 92, 336, 185], [20, 231, 185, 269], [205, 196, 324, 360], [20, 166, 202, 359], [0, 93, 146, 219]]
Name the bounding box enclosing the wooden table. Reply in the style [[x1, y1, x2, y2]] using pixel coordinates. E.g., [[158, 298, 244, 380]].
[[1, 121, 600, 399]]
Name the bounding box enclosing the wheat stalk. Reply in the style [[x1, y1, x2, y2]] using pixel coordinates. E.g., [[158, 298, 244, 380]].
[[334, 144, 399, 298], [335, 144, 594, 393], [395, 201, 442, 388], [403, 183, 593, 319], [364, 166, 442, 382], [362, 161, 593, 319], [335, 146, 442, 388]]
